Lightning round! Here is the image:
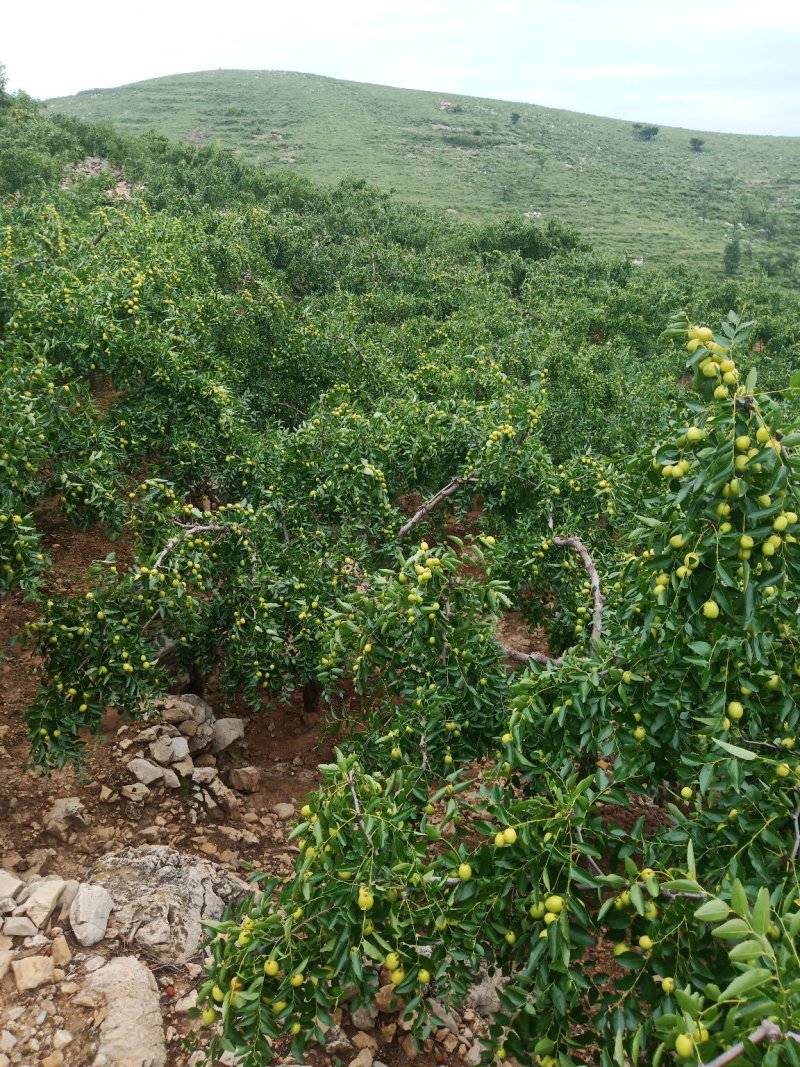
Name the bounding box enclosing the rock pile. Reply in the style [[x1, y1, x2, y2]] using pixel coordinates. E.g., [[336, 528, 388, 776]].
[[118, 694, 260, 816]]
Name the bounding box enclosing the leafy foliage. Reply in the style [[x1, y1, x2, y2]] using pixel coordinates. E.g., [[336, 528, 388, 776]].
[[2, 89, 800, 1065]]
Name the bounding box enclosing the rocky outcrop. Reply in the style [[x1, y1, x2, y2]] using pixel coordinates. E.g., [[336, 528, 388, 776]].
[[74, 956, 166, 1067], [83, 846, 250, 963]]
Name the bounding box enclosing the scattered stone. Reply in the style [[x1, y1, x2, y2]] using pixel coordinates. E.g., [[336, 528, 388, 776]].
[[162, 769, 181, 789], [272, 802, 295, 820], [429, 998, 460, 1036], [325, 1026, 354, 1055], [127, 758, 164, 785], [0, 949, 14, 980], [400, 1033, 418, 1060], [42, 1053, 64, 1067], [23, 877, 65, 928], [351, 1002, 378, 1030], [82, 846, 249, 964], [121, 783, 150, 803], [43, 798, 88, 841], [228, 766, 260, 792], [21, 848, 57, 878], [98, 785, 115, 803], [211, 717, 244, 753], [58, 879, 80, 918], [465, 1043, 482, 1066], [206, 778, 241, 819], [191, 767, 218, 785], [70, 884, 114, 947], [0, 871, 22, 901], [187, 722, 214, 754], [465, 967, 505, 1017], [12, 954, 54, 992], [179, 694, 214, 720], [348, 1049, 374, 1067], [174, 990, 198, 1014], [172, 757, 194, 777], [51, 935, 72, 967], [375, 983, 401, 1013], [150, 735, 189, 765], [380, 1023, 397, 1043], [3, 916, 38, 937], [74, 956, 166, 1067], [161, 703, 193, 724], [352, 1032, 378, 1052], [178, 719, 198, 737], [442, 1033, 459, 1054], [52, 1030, 74, 1051]]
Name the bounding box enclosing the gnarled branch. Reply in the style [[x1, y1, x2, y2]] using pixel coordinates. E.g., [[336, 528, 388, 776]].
[[348, 769, 368, 838], [553, 535, 604, 642], [502, 646, 564, 668], [151, 522, 246, 571], [700, 1019, 800, 1067], [790, 803, 800, 864], [397, 471, 479, 539], [501, 536, 603, 668]]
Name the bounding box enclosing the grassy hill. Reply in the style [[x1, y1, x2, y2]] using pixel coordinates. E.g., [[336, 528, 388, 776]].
[[48, 69, 800, 283]]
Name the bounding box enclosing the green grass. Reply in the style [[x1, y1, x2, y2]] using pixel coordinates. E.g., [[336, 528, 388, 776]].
[[47, 69, 800, 283]]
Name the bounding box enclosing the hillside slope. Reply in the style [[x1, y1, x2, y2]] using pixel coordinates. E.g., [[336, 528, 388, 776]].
[[47, 69, 800, 283]]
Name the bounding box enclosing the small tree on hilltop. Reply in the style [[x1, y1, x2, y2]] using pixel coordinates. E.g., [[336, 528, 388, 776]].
[[690, 137, 705, 152]]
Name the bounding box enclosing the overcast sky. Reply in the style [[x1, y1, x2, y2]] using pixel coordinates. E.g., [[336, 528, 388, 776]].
[[5, 0, 799, 136]]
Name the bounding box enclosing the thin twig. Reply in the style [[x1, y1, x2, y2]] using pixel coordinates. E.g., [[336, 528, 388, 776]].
[[348, 769, 368, 837], [553, 536, 604, 641], [659, 889, 708, 901], [574, 825, 604, 878], [397, 472, 480, 539], [700, 1019, 791, 1067]]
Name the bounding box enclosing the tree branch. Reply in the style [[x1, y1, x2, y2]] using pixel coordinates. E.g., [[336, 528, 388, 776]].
[[348, 769, 368, 838], [500, 538, 603, 669], [419, 732, 430, 772], [699, 1019, 800, 1067], [397, 472, 479, 539], [151, 523, 245, 572], [502, 646, 564, 668], [11, 256, 51, 270], [552, 536, 604, 642], [790, 803, 800, 864]]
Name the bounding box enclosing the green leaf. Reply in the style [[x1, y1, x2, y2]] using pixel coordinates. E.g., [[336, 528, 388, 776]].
[[712, 738, 757, 760], [751, 887, 771, 936], [728, 939, 769, 962], [694, 898, 730, 922], [731, 880, 749, 918], [712, 918, 751, 939], [717, 968, 772, 1001]]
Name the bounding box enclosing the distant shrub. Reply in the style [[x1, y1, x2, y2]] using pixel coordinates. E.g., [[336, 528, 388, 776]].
[[632, 123, 660, 141]]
